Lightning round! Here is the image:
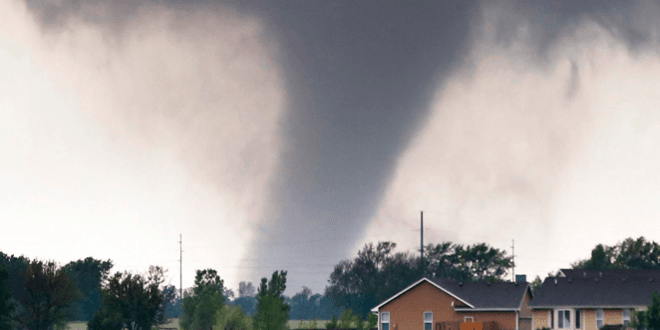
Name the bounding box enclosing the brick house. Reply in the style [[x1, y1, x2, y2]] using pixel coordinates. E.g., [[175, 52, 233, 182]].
[[529, 269, 660, 330], [371, 277, 533, 330]]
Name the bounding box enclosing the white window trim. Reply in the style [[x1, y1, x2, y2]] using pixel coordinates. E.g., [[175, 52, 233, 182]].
[[596, 309, 604, 330], [464, 317, 475, 323], [558, 309, 571, 329], [424, 311, 433, 330], [623, 309, 631, 326], [381, 312, 390, 330]]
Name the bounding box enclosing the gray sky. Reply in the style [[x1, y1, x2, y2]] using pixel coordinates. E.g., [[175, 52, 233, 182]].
[[3, 0, 660, 296]]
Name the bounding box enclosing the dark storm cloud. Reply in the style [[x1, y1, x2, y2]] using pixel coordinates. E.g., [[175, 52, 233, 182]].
[[481, 0, 660, 62], [241, 1, 482, 293], [22, 0, 660, 295]]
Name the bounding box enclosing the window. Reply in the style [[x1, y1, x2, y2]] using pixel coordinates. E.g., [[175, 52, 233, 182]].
[[575, 309, 581, 329], [623, 309, 631, 327], [381, 312, 390, 330], [424, 312, 433, 330], [596, 309, 604, 329], [558, 310, 571, 329], [464, 317, 475, 323]]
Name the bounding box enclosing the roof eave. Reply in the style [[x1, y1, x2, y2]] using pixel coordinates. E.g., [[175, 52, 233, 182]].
[[454, 308, 519, 312], [530, 305, 647, 309]]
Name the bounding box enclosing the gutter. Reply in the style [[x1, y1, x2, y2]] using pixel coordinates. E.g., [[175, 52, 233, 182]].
[[454, 308, 520, 312], [530, 305, 645, 309]]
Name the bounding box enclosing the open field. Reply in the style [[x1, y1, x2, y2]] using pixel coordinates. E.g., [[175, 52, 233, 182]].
[[68, 318, 330, 330], [67, 321, 87, 330], [67, 318, 180, 330], [288, 320, 330, 329]]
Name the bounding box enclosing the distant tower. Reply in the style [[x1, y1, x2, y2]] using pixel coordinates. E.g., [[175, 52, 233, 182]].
[[421, 211, 424, 271]]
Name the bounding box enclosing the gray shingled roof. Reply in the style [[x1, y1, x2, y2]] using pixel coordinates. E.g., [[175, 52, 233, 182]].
[[560, 268, 660, 280], [529, 276, 660, 308], [429, 277, 531, 309]]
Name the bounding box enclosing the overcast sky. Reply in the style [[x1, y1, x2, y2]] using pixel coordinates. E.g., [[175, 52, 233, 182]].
[[3, 0, 660, 297]]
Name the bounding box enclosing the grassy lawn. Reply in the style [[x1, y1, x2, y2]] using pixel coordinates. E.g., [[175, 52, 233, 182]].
[[66, 318, 181, 330], [67, 321, 87, 330], [69, 318, 329, 330], [288, 320, 330, 329]]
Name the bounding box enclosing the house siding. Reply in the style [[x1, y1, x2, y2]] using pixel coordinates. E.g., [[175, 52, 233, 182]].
[[603, 310, 621, 326], [378, 281, 520, 330], [460, 311, 518, 330], [532, 308, 644, 330], [520, 292, 532, 319], [583, 310, 595, 330], [532, 310, 549, 330]]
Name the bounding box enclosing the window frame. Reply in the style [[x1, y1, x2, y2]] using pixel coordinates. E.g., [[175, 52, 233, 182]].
[[623, 309, 631, 327], [558, 310, 571, 329], [464, 317, 475, 323], [596, 309, 604, 329], [381, 312, 390, 330], [424, 311, 433, 330]]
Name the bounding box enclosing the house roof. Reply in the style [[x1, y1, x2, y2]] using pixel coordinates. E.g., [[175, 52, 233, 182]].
[[559, 268, 660, 280], [430, 278, 532, 310], [371, 277, 531, 312], [529, 275, 660, 308]]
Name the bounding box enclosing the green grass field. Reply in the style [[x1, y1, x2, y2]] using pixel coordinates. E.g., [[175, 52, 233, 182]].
[[66, 321, 88, 330], [288, 320, 330, 329], [68, 318, 329, 330], [66, 318, 181, 330]]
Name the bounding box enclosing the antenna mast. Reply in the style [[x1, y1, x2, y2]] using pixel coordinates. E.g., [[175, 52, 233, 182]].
[[179, 234, 183, 299], [421, 211, 424, 272], [511, 239, 515, 282]]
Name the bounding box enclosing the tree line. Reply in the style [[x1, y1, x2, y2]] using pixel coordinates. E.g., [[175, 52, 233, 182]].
[[3, 236, 660, 330]]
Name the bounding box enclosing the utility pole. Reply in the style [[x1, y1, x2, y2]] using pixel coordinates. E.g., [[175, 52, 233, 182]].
[[179, 234, 183, 299], [511, 239, 515, 282], [421, 211, 424, 271]]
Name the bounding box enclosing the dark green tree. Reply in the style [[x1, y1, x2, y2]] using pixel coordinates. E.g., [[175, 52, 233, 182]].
[[571, 237, 660, 270], [88, 267, 165, 330], [455, 243, 513, 282], [16, 260, 79, 330], [63, 257, 113, 321], [326, 242, 415, 318], [160, 285, 178, 322], [0, 253, 29, 305], [0, 265, 15, 330], [216, 304, 253, 330], [232, 296, 257, 316], [325, 315, 338, 330], [326, 241, 513, 318], [180, 269, 225, 330], [531, 276, 543, 293], [631, 291, 660, 330], [253, 271, 290, 330], [290, 287, 314, 320]]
